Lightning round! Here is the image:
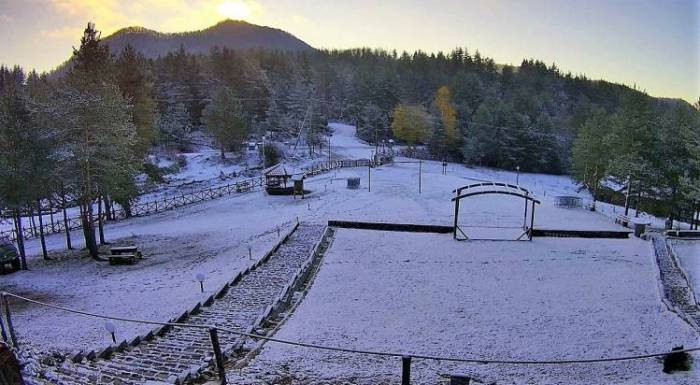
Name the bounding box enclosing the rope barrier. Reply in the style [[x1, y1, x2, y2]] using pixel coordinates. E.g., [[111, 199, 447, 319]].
[[3, 291, 698, 365]]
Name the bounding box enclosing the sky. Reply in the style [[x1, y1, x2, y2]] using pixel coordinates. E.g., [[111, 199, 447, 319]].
[[0, 0, 698, 103]]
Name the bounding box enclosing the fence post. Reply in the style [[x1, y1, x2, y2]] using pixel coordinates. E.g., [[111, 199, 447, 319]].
[[1, 293, 18, 349], [368, 163, 371, 192], [401, 355, 411, 385], [0, 299, 7, 343], [208, 328, 227, 385]]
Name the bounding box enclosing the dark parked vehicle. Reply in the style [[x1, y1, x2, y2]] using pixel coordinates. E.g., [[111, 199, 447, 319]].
[[0, 242, 20, 274]]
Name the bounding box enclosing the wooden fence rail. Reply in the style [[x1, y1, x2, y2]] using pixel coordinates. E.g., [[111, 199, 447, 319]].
[[0, 158, 391, 244]]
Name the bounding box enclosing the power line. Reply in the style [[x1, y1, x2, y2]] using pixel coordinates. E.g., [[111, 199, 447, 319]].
[[3, 291, 697, 366]]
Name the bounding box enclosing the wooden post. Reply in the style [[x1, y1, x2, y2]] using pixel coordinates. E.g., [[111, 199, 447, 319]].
[[401, 355, 411, 385], [418, 160, 422, 194], [529, 200, 536, 240], [368, 163, 371, 192], [1, 294, 18, 348], [523, 194, 529, 229], [453, 193, 460, 240], [208, 328, 227, 385]]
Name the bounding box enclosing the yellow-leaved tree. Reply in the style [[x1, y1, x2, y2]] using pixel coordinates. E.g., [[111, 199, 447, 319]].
[[434, 86, 458, 152], [391, 104, 431, 154]]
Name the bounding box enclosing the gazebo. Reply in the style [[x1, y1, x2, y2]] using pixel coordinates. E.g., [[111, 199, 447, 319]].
[[264, 163, 306, 195]]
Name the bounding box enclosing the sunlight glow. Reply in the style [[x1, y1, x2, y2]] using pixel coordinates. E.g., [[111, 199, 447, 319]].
[[217, 1, 251, 20]]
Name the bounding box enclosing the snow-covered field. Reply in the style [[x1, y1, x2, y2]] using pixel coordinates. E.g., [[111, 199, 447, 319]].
[[3, 122, 697, 384], [673, 240, 700, 294], [236, 230, 699, 385]]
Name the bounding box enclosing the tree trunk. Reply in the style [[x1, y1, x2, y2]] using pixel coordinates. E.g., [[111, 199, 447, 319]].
[[61, 192, 72, 250], [123, 200, 132, 218], [29, 206, 37, 237], [49, 200, 56, 233], [13, 209, 27, 270], [104, 196, 113, 221], [81, 201, 99, 259], [668, 187, 678, 224], [97, 195, 105, 245], [624, 175, 632, 216], [36, 199, 48, 260]]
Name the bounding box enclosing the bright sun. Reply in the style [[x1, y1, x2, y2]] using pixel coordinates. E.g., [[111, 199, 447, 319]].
[[217, 1, 251, 20]]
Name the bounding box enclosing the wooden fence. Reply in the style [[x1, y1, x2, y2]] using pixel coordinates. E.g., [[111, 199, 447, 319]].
[[0, 157, 391, 244]]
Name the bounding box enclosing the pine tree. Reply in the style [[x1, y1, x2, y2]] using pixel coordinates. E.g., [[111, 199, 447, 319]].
[[202, 87, 248, 159], [60, 23, 137, 258], [571, 108, 611, 186], [116, 44, 158, 157], [605, 93, 659, 216]]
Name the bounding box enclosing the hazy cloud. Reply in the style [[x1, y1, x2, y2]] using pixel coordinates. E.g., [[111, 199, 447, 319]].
[[40, 25, 83, 40], [45, 0, 266, 35]]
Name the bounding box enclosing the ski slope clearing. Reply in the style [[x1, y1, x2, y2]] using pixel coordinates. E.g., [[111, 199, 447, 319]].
[[235, 230, 699, 385], [328, 122, 374, 159]]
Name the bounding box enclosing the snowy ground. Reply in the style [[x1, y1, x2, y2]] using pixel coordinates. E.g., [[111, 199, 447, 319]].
[[235, 230, 699, 385], [672, 240, 700, 295], [4, 122, 696, 385]]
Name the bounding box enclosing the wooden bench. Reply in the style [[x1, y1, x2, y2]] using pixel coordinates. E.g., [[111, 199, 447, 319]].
[[109, 246, 142, 265], [615, 214, 630, 228]]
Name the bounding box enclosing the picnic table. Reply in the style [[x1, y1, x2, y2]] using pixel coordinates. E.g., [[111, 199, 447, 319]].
[[109, 246, 142, 265]]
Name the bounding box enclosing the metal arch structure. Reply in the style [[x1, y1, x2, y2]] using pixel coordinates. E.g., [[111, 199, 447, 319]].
[[451, 188, 541, 241], [453, 181, 531, 196]]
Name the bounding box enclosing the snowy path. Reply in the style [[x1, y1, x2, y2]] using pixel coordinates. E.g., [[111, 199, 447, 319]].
[[232, 230, 700, 385], [44, 224, 324, 385]]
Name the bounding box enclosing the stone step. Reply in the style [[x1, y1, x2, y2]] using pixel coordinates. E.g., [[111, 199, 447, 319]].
[[43, 224, 323, 385]]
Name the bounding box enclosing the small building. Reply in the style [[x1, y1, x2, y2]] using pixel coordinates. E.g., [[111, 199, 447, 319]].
[[264, 163, 307, 196], [264, 163, 294, 188]]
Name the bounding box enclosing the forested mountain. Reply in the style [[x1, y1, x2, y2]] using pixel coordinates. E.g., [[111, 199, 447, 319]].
[[46, 21, 696, 175], [103, 20, 313, 58], [135, 46, 696, 174]]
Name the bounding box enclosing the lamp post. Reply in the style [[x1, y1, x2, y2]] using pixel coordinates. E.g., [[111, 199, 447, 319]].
[[104, 321, 117, 343], [516, 166, 520, 185], [328, 132, 332, 164], [195, 272, 206, 293]]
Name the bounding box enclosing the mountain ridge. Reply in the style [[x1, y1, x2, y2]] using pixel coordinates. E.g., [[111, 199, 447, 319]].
[[102, 19, 314, 58]]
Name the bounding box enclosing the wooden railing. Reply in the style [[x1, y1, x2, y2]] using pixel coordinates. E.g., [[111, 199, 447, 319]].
[[0, 157, 391, 243]]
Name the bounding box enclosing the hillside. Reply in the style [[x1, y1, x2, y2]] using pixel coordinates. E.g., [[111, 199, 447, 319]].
[[102, 19, 313, 57]]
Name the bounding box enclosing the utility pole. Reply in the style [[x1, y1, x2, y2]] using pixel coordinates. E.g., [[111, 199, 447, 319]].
[[328, 133, 331, 164], [418, 160, 422, 194]]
